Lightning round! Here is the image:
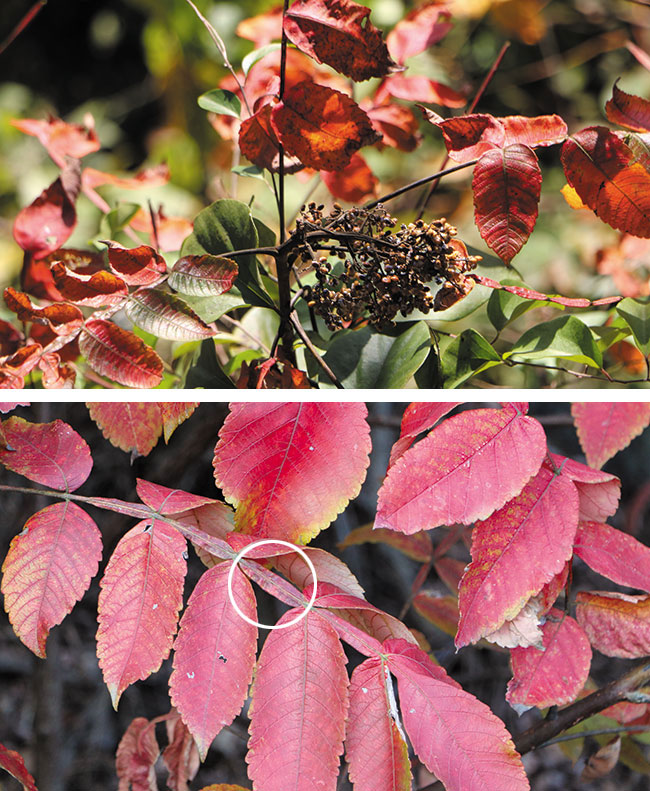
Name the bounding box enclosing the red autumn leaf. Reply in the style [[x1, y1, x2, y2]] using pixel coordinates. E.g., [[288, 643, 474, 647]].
[[389, 402, 460, 467], [320, 153, 378, 202], [378, 75, 466, 108], [213, 402, 371, 544], [574, 521, 650, 593], [1, 501, 102, 657], [365, 102, 421, 151], [386, 1, 453, 64], [283, 0, 397, 81], [0, 743, 38, 791], [82, 163, 170, 191], [562, 126, 650, 237], [247, 610, 348, 791], [500, 115, 568, 148], [162, 715, 200, 791], [605, 81, 650, 133], [0, 345, 43, 388], [456, 463, 579, 647], [239, 104, 282, 171], [274, 547, 365, 598], [473, 144, 542, 264], [469, 274, 618, 308], [596, 233, 650, 298], [12, 115, 100, 167], [130, 208, 193, 253], [506, 609, 592, 710], [103, 242, 167, 286], [386, 639, 529, 791], [79, 319, 163, 388], [170, 564, 257, 760], [97, 518, 187, 708], [413, 592, 460, 637], [136, 479, 217, 515], [4, 287, 84, 336], [346, 657, 412, 791], [271, 81, 380, 171], [375, 404, 546, 534], [125, 288, 215, 341], [37, 351, 75, 389], [168, 256, 238, 298], [236, 6, 283, 46], [0, 417, 92, 491], [13, 160, 81, 257], [115, 717, 159, 791], [339, 523, 433, 563], [576, 590, 650, 658], [50, 262, 128, 306], [571, 402, 650, 469], [0, 319, 22, 356], [549, 453, 621, 522], [87, 403, 163, 457], [158, 403, 198, 443]]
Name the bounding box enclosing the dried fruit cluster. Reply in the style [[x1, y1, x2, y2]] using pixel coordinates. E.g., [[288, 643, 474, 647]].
[[292, 203, 480, 329]]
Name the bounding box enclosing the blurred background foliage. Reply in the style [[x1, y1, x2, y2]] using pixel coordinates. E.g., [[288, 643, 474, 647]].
[[1, 0, 650, 386]]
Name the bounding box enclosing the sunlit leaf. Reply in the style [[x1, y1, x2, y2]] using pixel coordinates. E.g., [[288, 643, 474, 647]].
[[51, 262, 128, 306], [125, 288, 215, 341], [505, 315, 603, 368], [389, 402, 459, 467], [321, 153, 378, 202], [197, 89, 241, 119], [386, 1, 453, 64], [616, 297, 650, 355], [605, 81, 650, 133], [103, 241, 167, 286], [4, 287, 84, 336]]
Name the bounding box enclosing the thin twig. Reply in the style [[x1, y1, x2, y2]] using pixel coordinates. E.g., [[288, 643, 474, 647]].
[[0, 0, 46, 55], [365, 160, 478, 209], [538, 724, 650, 749], [290, 310, 344, 388], [219, 314, 272, 355]]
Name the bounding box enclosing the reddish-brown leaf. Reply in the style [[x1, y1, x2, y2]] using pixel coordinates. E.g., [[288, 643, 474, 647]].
[[236, 6, 283, 46], [0, 319, 22, 356], [239, 104, 282, 171], [574, 521, 650, 593], [169, 256, 238, 298], [473, 144, 541, 264], [213, 403, 371, 544], [379, 75, 466, 108], [500, 115, 568, 148], [388, 402, 459, 467], [606, 81, 650, 133], [4, 288, 84, 336], [571, 402, 650, 469], [576, 590, 650, 658], [12, 115, 100, 167], [271, 81, 380, 171], [366, 102, 421, 151], [79, 319, 163, 388], [0, 345, 43, 388], [104, 242, 167, 286], [87, 403, 163, 457], [386, 1, 453, 64], [97, 518, 187, 707], [0, 416, 92, 490], [339, 523, 433, 563], [562, 126, 650, 237], [13, 160, 81, 257], [582, 736, 621, 781], [170, 564, 257, 760], [283, 0, 397, 81], [51, 262, 128, 306], [159, 403, 198, 443], [1, 502, 102, 657], [116, 717, 159, 791], [0, 743, 38, 791], [162, 715, 200, 791], [83, 163, 170, 191], [321, 153, 378, 202], [506, 610, 592, 710]]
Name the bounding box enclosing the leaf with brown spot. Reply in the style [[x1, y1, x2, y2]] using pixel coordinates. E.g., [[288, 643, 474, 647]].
[[4, 288, 84, 335], [51, 262, 128, 306]]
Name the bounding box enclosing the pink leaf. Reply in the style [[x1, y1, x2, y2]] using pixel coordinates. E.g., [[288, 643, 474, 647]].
[[0, 417, 92, 491], [346, 658, 412, 791], [339, 524, 433, 562], [1, 502, 102, 658], [247, 610, 348, 791], [576, 591, 650, 658], [551, 454, 621, 522], [97, 519, 187, 708], [571, 402, 650, 469], [116, 717, 159, 791], [574, 521, 650, 593], [274, 547, 365, 598], [136, 479, 217, 514], [386, 1, 453, 64], [12, 115, 100, 167], [456, 464, 579, 648], [213, 403, 371, 544], [162, 715, 200, 791], [379, 75, 466, 107], [87, 403, 163, 458], [388, 402, 460, 467], [83, 163, 170, 191], [0, 743, 38, 791], [170, 564, 257, 760], [375, 405, 546, 533], [506, 609, 592, 710]]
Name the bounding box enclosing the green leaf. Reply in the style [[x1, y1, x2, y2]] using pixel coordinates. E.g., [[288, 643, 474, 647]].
[[440, 328, 502, 388], [99, 202, 141, 238], [185, 339, 236, 388], [181, 292, 247, 323], [242, 43, 281, 75], [505, 315, 603, 368], [197, 89, 241, 119], [232, 164, 268, 182], [253, 216, 276, 249], [321, 322, 430, 388], [125, 288, 215, 341], [487, 278, 557, 333], [617, 297, 650, 355]]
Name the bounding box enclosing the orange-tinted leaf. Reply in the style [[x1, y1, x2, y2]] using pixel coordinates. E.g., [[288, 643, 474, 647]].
[[597, 234, 650, 298], [1, 502, 102, 657], [125, 288, 215, 341], [606, 81, 650, 133], [500, 115, 568, 148], [0, 743, 37, 791], [170, 564, 257, 759], [236, 6, 283, 46], [247, 610, 349, 791], [0, 345, 43, 388], [572, 402, 650, 469], [37, 352, 75, 389], [379, 75, 466, 108], [346, 657, 412, 791], [413, 592, 460, 637], [609, 339, 647, 373], [115, 717, 159, 791], [574, 521, 650, 593], [13, 161, 80, 256], [456, 463, 579, 647], [386, 1, 453, 64], [283, 0, 397, 81], [506, 610, 591, 711], [104, 242, 167, 286], [321, 153, 377, 202], [131, 208, 193, 253], [582, 736, 621, 781], [561, 126, 650, 237], [213, 403, 371, 544], [389, 402, 459, 467], [274, 547, 365, 597], [271, 81, 380, 171], [162, 715, 200, 791], [88, 403, 163, 457], [0, 417, 92, 491], [97, 518, 187, 707], [83, 163, 170, 191], [4, 288, 83, 336], [339, 523, 432, 562], [12, 115, 99, 167], [561, 183, 587, 210], [79, 319, 163, 388], [51, 262, 127, 306], [366, 102, 421, 151], [169, 256, 238, 298], [551, 454, 621, 522], [576, 590, 650, 658], [239, 104, 281, 171], [159, 403, 198, 443]]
